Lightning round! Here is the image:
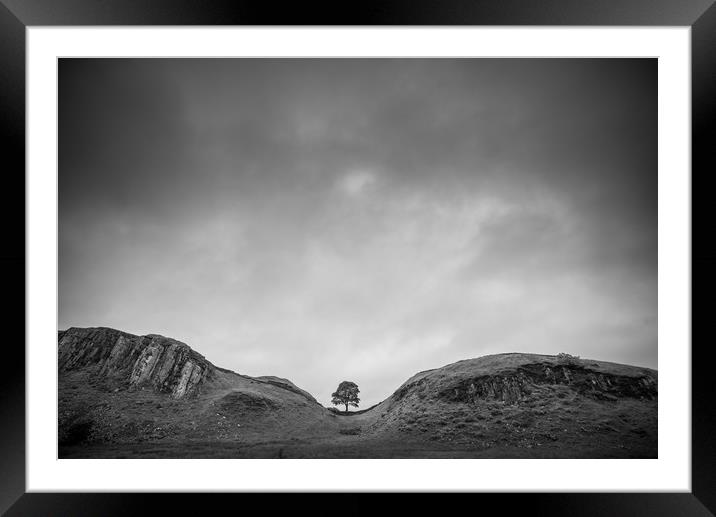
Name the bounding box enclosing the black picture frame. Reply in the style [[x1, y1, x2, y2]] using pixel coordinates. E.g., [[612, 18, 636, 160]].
[[1, 1, 712, 514]]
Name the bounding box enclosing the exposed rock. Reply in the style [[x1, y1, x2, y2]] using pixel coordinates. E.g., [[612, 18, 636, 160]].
[[59, 327, 213, 398], [438, 362, 657, 405], [439, 374, 531, 404]]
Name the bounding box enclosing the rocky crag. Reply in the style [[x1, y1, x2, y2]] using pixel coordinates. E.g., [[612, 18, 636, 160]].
[[392, 354, 657, 406], [59, 327, 216, 398]]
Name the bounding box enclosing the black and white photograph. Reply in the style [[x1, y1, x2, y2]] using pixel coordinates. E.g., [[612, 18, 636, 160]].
[[57, 58, 657, 459]]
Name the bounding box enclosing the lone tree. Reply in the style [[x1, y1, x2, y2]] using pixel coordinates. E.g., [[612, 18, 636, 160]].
[[331, 381, 360, 413]]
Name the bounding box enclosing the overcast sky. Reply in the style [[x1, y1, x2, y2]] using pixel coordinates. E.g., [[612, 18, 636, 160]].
[[59, 59, 656, 408]]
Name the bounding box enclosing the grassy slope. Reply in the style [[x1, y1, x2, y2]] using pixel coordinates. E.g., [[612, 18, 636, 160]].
[[350, 353, 657, 457], [59, 367, 339, 447], [59, 349, 657, 459]]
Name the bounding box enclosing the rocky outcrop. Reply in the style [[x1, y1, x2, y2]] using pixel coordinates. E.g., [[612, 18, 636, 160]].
[[438, 362, 658, 405], [439, 374, 532, 404], [58, 327, 214, 398]]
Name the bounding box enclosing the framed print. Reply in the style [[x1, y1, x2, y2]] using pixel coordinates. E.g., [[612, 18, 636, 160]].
[[1, 0, 713, 514]]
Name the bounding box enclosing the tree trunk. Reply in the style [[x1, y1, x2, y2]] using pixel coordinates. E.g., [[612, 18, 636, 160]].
[[345, 403, 348, 413]]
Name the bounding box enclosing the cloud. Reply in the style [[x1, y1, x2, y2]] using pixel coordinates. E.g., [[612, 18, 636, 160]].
[[336, 169, 377, 197], [59, 58, 657, 407]]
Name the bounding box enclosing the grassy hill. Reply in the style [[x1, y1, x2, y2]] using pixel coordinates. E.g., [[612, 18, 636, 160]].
[[58, 327, 338, 448], [350, 352, 657, 457], [58, 328, 657, 458]]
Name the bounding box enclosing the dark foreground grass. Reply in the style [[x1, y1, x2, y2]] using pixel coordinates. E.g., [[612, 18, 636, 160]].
[[60, 437, 655, 459]]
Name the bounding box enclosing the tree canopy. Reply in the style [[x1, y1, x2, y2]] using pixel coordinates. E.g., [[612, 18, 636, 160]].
[[331, 381, 360, 413]]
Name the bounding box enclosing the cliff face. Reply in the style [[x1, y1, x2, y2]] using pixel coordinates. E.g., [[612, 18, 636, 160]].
[[431, 361, 657, 405], [389, 353, 657, 407], [59, 327, 214, 398]]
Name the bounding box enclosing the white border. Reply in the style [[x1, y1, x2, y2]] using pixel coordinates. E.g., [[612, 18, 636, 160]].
[[27, 27, 691, 492]]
